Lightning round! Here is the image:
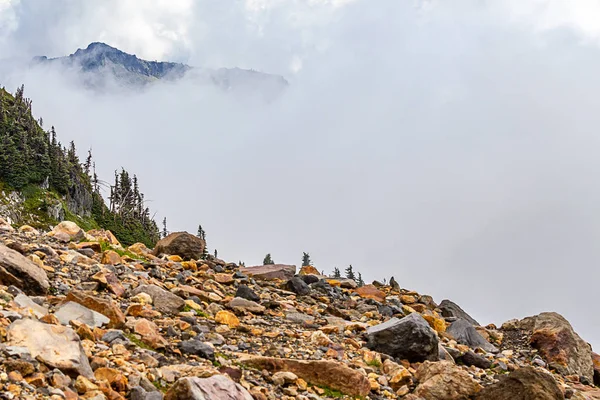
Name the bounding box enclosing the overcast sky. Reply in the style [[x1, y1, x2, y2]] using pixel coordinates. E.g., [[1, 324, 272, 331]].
[[2, 0, 600, 349]]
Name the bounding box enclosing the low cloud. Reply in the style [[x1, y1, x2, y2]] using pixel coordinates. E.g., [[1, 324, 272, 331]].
[[2, 0, 600, 349]]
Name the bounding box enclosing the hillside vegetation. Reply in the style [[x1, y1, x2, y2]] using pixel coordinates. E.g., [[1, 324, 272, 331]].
[[0, 85, 159, 246]]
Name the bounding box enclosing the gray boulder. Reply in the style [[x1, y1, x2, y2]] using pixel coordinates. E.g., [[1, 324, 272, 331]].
[[152, 232, 206, 260], [439, 299, 479, 326], [366, 313, 439, 362], [447, 318, 498, 353]]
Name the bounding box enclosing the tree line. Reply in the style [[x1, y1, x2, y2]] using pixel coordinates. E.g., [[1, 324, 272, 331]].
[[0, 85, 159, 246]]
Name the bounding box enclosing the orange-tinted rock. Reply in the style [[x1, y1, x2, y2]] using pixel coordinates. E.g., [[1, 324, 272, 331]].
[[49, 221, 85, 242], [94, 367, 128, 392], [475, 367, 562, 400], [87, 229, 121, 246], [299, 265, 320, 276], [215, 310, 240, 328], [101, 250, 122, 265], [76, 242, 102, 253], [66, 290, 126, 328], [134, 318, 168, 349], [215, 273, 234, 284], [128, 242, 151, 256], [240, 356, 371, 397], [355, 285, 386, 303], [414, 361, 481, 399]]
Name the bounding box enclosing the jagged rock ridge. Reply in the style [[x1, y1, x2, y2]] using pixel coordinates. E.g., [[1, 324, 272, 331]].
[[32, 42, 289, 98]]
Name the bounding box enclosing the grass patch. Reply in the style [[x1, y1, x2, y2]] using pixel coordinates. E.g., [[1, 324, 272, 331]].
[[124, 333, 154, 351], [317, 385, 346, 398], [152, 380, 169, 393], [366, 359, 382, 369]]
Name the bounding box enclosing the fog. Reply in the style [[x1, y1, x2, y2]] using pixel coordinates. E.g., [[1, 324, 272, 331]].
[[2, 0, 600, 349]]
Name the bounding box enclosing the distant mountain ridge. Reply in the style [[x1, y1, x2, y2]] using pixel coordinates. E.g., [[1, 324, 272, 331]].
[[32, 42, 288, 98]]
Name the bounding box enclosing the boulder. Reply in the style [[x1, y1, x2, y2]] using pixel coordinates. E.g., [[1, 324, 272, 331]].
[[239, 264, 296, 281], [228, 297, 265, 314], [130, 284, 185, 314], [7, 319, 93, 378], [439, 299, 480, 326], [65, 290, 126, 328], [459, 350, 492, 369], [475, 367, 563, 400], [447, 319, 498, 353], [284, 277, 310, 296], [178, 340, 215, 361], [354, 284, 386, 303], [0, 243, 49, 295], [152, 232, 206, 260], [55, 301, 110, 328], [240, 356, 371, 397], [366, 313, 439, 362], [520, 312, 593, 381], [235, 285, 260, 302], [165, 375, 253, 400], [413, 361, 482, 399], [48, 221, 85, 242]]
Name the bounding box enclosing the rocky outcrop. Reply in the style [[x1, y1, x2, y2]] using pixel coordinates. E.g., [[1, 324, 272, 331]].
[[519, 312, 593, 381], [240, 356, 371, 397], [239, 264, 296, 280], [7, 319, 93, 378], [165, 375, 253, 400], [152, 231, 206, 260], [0, 243, 49, 294], [413, 361, 482, 399], [475, 367, 563, 400], [367, 313, 439, 362]]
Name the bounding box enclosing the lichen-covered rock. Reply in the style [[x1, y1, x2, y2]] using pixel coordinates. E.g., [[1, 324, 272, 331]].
[[239, 264, 296, 280], [520, 312, 593, 381], [130, 284, 184, 314], [475, 367, 563, 400]]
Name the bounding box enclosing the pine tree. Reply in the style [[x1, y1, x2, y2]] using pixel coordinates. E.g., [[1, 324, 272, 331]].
[[302, 252, 311, 267], [333, 267, 341, 278], [162, 217, 168, 238], [84, 148, 93, 176], [214, 249, 218, 258], [345, 265, 356, 280], [357, 273, 365, 287], [263, 254, 274, 265]]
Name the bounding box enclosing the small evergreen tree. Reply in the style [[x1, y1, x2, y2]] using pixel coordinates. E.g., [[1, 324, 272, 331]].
[[357, 273, 365, 287], [214, 249, 218, 258], [333, 267, 341, 278], [263, 253, 274, 265], [345, 265, 356, 280], [162, 217, 168, 238], [302, 252, 311, 267]]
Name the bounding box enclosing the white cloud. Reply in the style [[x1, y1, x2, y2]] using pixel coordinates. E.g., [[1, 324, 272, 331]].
[[4, 0, 600, 350]]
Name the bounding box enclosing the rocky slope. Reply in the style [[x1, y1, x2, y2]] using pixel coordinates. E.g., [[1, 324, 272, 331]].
[[0, 217, 598, 399], [32, 42, 288, 99]]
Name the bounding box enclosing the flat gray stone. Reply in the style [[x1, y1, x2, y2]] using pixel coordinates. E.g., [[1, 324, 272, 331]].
[[54, 301, 110, 328]]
